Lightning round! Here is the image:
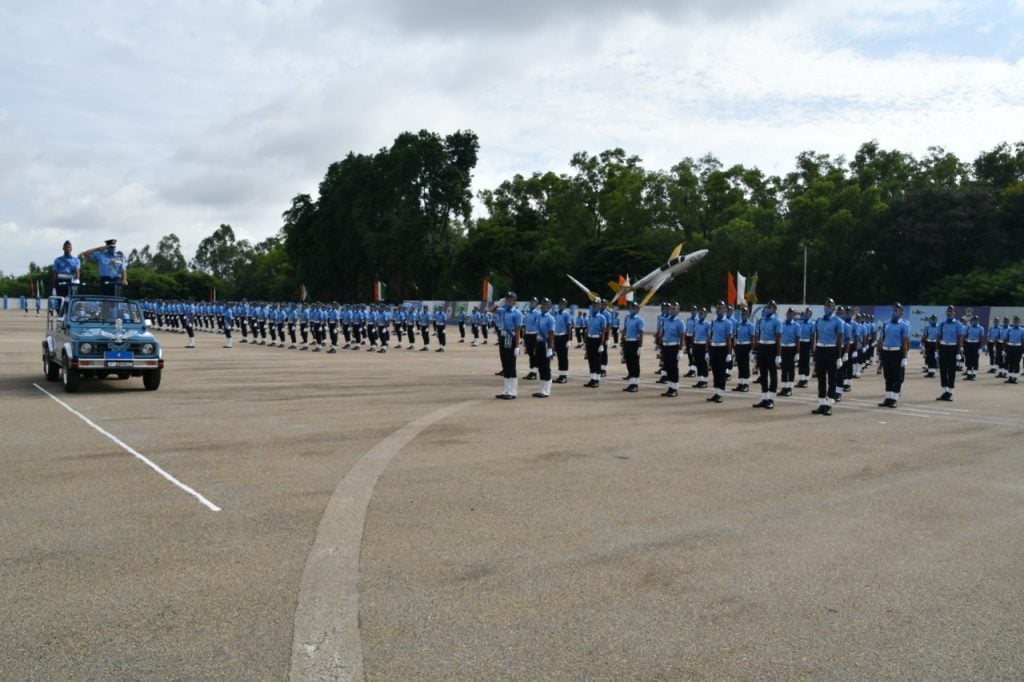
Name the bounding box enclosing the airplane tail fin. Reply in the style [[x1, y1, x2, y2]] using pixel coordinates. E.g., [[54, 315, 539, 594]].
[[669, 242, 684, 259], [607, 281, 622, 294]]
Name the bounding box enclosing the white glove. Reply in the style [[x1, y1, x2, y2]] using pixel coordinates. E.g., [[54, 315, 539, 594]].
[[956, 353, 963, 362], [900, 358, 907, 368], [637, 348, 643, 356], [514, 347, 521, 357], [704, 353, 710, 362], [725, 354, 732, 363], [934, 352, 939, 360], [775, 355, 782, 366], [836, 358, 843, 369], [51, 288, 57, 297], [545, 348, 553, 358], [598, 344, 605, 353], [852, 351, 858, 359], [842, 353, 848, 362]]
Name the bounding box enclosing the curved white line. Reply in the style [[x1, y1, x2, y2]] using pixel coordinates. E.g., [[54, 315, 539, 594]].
[[290, 399, 479, 682]]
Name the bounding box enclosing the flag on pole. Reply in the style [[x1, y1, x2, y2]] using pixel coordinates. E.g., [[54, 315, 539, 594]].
[[29, 280, 35, 297], [372, 280, 388, 302], [299, 284, 308, 302], [482, 278, 494, 302], [735, 272, 746, 306], [745, 272, 759, 305], [727, 272, 737, 306]]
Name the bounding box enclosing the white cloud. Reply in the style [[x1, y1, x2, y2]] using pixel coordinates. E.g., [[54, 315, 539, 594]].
[[1, 1, 1022, 276]]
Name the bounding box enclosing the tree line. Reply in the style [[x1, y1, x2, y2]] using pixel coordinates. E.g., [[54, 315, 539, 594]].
[[5, 131, 1023, 305]]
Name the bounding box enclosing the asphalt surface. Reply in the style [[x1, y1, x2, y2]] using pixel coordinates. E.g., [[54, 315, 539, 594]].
[[2, 311, 1023, 680]]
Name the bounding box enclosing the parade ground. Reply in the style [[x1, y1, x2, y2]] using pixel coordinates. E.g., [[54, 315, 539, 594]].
[[2, 312, 1023, 681]]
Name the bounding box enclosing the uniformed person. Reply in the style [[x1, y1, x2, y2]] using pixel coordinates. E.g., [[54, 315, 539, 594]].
[[532, 298, 556, 398], [752, 300, 781, 409], [691, 307, 711, 388], [496, 292, 524, 399], [222, 304, 234, 348], [553, 298, 573, 384], [778, 308, 800, 396], [81, 239, 128, 296], [796, 308, 815, 388], [434, 306, 447, 352], [730, 305, 754, 393], [921, 314, 940, 377], [523, 298, 540, 378], [706, 300, 734, 403], [621, 300, 645, 393], [876, 303, 910, 407], [52, 240, 81, 299], [963, 315, 986, 380], [936, 305, 964, 401], [811, 298, 844, 415], [583, 300, 608, 388], [1004, 317, 1023, 384], [659, 303, 684, 397]]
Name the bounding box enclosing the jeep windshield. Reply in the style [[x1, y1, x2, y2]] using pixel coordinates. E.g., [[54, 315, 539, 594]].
[[68, 300, 143, 325]]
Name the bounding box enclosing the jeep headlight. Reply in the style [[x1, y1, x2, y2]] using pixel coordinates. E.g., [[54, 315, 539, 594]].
[[79, 342, 94, 354], [141, 343, 155, 355]]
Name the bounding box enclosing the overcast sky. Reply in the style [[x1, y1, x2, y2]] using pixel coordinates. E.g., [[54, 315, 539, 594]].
[[2, 0, 1022, 276]]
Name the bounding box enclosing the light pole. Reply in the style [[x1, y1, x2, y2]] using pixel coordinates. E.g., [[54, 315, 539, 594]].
[[800, 242, 809, 305]]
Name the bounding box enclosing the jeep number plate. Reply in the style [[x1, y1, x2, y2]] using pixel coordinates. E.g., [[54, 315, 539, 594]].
[[104, 350, 134, 367]]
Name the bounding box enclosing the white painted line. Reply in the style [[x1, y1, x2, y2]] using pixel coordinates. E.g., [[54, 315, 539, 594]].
[[290, 399, 479, 682], [33, 383, 221, 512]]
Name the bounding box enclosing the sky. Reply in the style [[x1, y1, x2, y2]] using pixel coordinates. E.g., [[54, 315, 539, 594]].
[[2, 0, 1023, 276]]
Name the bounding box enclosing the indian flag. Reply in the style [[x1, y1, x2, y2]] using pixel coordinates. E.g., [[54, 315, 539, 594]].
[[373, 280, 388, 302], [482, 278, 494, 302], [299, 284, 308, 302]]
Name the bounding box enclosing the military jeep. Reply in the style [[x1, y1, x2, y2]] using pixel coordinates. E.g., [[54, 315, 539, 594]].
[[42, 295, 164, 392]]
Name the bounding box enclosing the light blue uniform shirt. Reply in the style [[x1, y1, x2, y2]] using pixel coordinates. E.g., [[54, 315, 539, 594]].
[[815, 314, 844, 347], [938, 317, 964, 344], [662, 315, 684, 344], [880, 318, 910, 348], [623, 312, 644, 341]]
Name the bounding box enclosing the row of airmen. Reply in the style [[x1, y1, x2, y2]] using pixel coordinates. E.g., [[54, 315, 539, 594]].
[[490, 294, 1023, 412], [140, 300, 494, 351]]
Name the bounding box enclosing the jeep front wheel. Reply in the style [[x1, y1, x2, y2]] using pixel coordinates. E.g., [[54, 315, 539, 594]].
[[143, 369, 161, 391], [62, 355, 81, 393]]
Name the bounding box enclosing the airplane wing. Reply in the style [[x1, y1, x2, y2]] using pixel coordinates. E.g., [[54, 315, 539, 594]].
[[565, 274, 600, 302]]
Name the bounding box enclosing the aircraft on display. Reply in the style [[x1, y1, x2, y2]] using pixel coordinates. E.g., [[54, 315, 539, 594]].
[[565, 243, 709, 306]]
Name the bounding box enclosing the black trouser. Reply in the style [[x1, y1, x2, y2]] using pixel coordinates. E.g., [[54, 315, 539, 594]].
[[798, 342, 811, 377], [693, 346, 708, 378], [223, 319, 232, 339], [500, 337, 517, 378], [623, 340, 640, 379], [421, 325, 429, 346], [554, 334, 570, 372], [881, 349, 904, 395], [524, 331, 540, 368], [301, 323, 309, 343], [536, 341, 551, 381], [735, 343, 751, 380], [585, 337, 602, 376], [815, 346, 839, 400], [99, 277, 122, 296], [964, 341, 980, 373], [938, 345, 958, 389], [329, 323, 338, 346], [472, 324, 479, 340], [380, 326, 389, 345], [481, 325, 489, 341], [611, 327, 619, 344], [661, 344, 680, 384], [781, 346, 797, 384], [458, 321, 465, 339], [710, 345, 729, 390], [756, 345, 778, 394], [436, 325, 446, 347], [184, 317, 194, 338], [288, 323, 296, 344], [923, 340, 937, 371], [1007, 345, 1023, 376]]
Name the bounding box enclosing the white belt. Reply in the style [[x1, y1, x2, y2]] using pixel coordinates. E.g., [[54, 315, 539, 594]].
[[882, 346, 901, 351], [711, 342, 727, 347], [781, 343, 796, 347], [1008, 343, 1022, 347], [588, 334, 602, 338], [663, 343, 679, 347], [940, 342, 958, 346]]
